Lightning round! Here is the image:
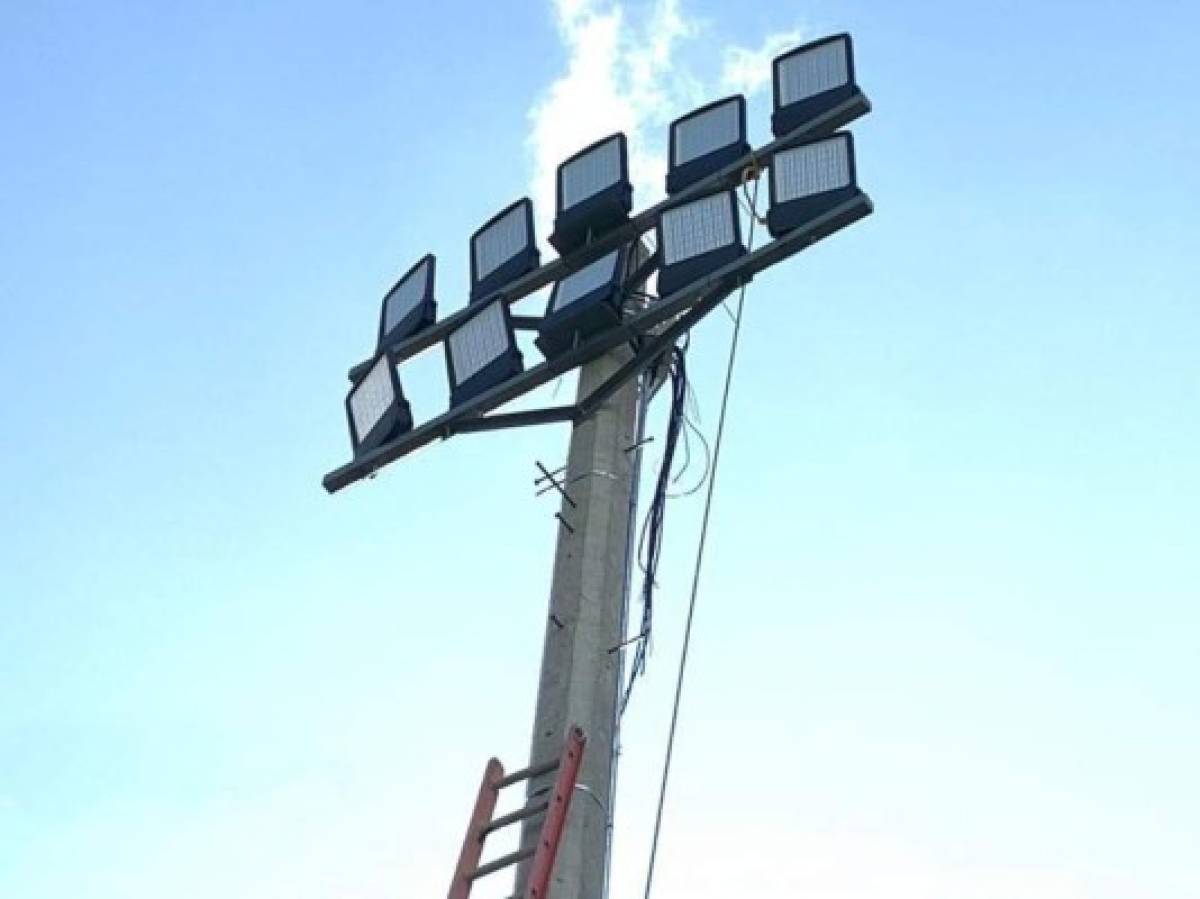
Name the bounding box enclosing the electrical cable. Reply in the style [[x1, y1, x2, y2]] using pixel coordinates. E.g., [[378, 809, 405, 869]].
[[620, 341, 689, 715], [622, 165, 765, 713], [669, 378, 711, 498], [642, 174, 762, 899]]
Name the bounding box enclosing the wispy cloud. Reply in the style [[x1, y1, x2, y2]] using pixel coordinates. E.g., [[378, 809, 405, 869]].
[[526, 1, 807, 244], [720, 26, 808, 96], [525, 0, 701, 240]]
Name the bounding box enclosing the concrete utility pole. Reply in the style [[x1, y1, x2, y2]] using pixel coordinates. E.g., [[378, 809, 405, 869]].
[[318, 36, 874, 899], [514, 346, 642, 899]]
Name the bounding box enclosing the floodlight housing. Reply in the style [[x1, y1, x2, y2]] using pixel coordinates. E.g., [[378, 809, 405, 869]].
[[470, 198, 540, 302], [655, 190, 746, 298], [666, 96, 751, 195], [344, 352, 413, 457], [445, 295, 524, 408], [536, 244, 632, 359], [772, 33, 856, 139], [377, 254, 436, 351], [550, 133, 633, 255], [767, 132, 858, 239]]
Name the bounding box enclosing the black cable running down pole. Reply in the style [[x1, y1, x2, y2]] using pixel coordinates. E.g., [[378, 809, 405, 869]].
[[642, 177, 760, 899], [621, 345, 687, 715]]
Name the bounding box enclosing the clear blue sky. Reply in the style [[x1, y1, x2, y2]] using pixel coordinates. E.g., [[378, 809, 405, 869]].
[[2, 1, 1197, 897]]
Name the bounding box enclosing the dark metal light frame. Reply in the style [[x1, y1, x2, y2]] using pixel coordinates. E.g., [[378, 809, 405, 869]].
[[470, 198, 540, 302], [550, 133, 633, 255], [767, 132, 859, 239], [772, 33, 857, 139], [667, 95, 751, 195], [655, 190, 746, 298], [444, 295, 525, 409], [377, 253, 437, 352], [536, 243, 631, 360], [345, 350, 413, 457]]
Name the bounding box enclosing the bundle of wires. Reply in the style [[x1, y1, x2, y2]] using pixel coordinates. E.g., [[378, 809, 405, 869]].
[[621, 343, 689, 715]]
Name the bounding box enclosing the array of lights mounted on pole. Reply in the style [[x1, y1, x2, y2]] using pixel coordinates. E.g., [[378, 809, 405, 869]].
[[326, 33, 874, 494]]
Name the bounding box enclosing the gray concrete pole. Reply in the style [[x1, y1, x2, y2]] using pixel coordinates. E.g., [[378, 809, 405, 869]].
[[514, 345, 642, 899]]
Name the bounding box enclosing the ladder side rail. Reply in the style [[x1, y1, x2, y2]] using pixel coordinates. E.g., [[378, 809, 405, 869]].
[[525, 727, 587, 899], [447, 758, 505, 899]]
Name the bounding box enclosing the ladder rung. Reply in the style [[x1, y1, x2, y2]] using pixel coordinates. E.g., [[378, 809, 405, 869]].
[[482, 800, 550, 837], [497, 758, 559, 789], [470, 846, 536, 881]]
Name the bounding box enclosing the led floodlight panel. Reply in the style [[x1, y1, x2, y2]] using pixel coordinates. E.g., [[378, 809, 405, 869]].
[[470, 199, 540, 301], [377, 254, 437, 351], [536, 245, 628, 359], [445, 295, 524, 408], [772, 33, 856, 139], [655, 191, 746, 298], [666, 96, 751, 195], [767, 132, 858, 239], [344, 352, 413, 457], [550, 133, 633, 254]]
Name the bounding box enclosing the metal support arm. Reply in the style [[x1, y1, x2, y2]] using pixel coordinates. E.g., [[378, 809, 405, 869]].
[[323, 191, 872, 493], [345, 90, 871, 380]]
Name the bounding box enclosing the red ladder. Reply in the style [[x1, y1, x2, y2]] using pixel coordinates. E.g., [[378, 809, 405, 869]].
[[447, 726, 586, 899]]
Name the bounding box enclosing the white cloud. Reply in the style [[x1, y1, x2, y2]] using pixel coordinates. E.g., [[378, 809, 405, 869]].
[[526, 1, 809, 246], [720, 26, 809, 97], [525, 0, 703, 241]]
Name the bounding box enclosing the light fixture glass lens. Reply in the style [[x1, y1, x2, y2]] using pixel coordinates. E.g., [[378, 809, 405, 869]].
[[561, 138, 622, 209], [674, 100, 741, 165], [449, 300, 508, 383], [777, 39, 849, 106], [552, 250, 620, 312], [383, 259, 430, 334], [350, 356, 394, 440], [774, 137, 851, 201], [474, 205, 529, 281], [660, 194, 735, 265]]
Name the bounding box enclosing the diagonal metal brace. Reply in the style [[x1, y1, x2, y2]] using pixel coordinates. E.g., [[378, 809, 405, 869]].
[[574, 282, 737, 422], [455, 405, 577, 435], [324, 191, 873, 493]]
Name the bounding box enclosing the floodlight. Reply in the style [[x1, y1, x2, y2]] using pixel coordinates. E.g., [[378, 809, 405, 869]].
[[666, 96, 751, 195], [550, 134, 633, 254], [767, 132, 858, 239], [536, 245, 629, 359], [655, 191, 746, 298], [470, 198, 540, 301], [772, 33, 856, 139], [445, 295, 524, 408], [344, 352, 413, 457], [377, 254, 437, 351]]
